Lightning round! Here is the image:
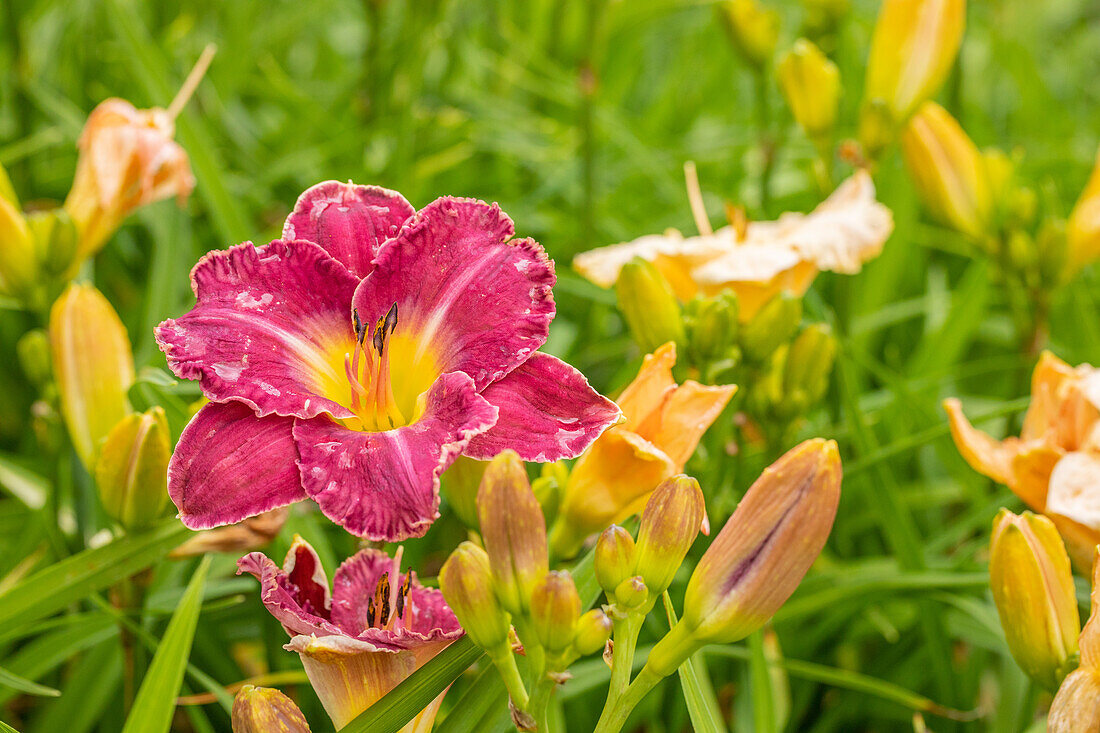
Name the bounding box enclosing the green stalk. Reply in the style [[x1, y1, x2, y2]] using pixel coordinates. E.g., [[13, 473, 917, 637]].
[[607, 612, 644, 703], [488, 645, 530, 710]]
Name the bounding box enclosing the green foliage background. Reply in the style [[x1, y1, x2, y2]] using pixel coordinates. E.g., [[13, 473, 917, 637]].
[[2, 0, 1100, 731]]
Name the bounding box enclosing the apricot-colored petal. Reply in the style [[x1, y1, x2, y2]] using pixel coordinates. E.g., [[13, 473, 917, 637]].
[[1009, 444, 1063, 512], [647, 381, 737, 469], [943, 397, 1020, 484], [615, 342, 678, 430]]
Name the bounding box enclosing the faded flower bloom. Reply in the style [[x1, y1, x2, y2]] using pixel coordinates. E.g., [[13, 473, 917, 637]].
[[989, 510, 1080, 692], [550, 343, 735, 558], [1049, 548, 1100, 732], [159, 181, 619, 541], [574, 171, 893, 321], [945, 352, 1100, 566], [64, 98, 195, 263], [238, 536, 462, 730], [171, 508, 288, 558]]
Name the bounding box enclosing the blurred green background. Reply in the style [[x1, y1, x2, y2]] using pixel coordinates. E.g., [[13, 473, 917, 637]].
[[3, 0, 1100, 730]]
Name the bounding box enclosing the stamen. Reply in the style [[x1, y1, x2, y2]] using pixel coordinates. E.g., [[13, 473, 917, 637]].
[[374, 572, 391, 627], [396, 573, 410, 620], [366, 597, 377, 628]]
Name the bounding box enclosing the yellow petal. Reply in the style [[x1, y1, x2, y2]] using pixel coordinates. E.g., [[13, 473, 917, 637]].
[[572, 230, 724, 301], [646, 381, 737, 469], [692, 243, 818, 322], [1067, 147, 1100, 273], [1008, 444, 1062, 512], [616, 342, 678, 430]]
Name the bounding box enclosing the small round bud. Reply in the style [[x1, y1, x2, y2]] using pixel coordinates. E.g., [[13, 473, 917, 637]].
[[613, 576, 649, 610], [595, 525, 636, 597], [572, 609, 613, 657]]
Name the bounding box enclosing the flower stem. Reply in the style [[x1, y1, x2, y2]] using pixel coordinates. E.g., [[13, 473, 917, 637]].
[[528, 675, 558, 731], [607, 612, 643, 703], [489, 645, 530, 710], [593, 665, 665, 733]]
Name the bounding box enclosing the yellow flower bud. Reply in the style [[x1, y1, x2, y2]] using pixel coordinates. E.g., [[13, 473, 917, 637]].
[[95, 407, 172, 530], [716, 0, 780, 69], [616, 258, 686, 354], [780, 324, 836, 417], [49, 283, 135, 469], [777, 39, 840, 142], [572, 609, 613, 657], [441, 455, 487, 530], [1067, 148, 1100, 273], [231, 685, 312, 733], [530, 570, 581, 656], [26, 208, 78, 281], [647, 440, 841, 677], [477, 450, 548, 616], [989, 510, 1080, 692], [0, 193, 37, 302], [595, 525, 637, 598], [686, 292, 739, 368], [859, 0, 966, 157], [900, 102, 993, 241], [613, 576, 649, 611], [633, 475, 705, 599], [439, 541, 512, 652]]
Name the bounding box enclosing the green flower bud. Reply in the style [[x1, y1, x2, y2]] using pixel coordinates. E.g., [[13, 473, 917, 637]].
[[477, 450, 548, 616], [439, 541, 513, 652], [441, 455, 486, 530], [782, 324, 836, 412], [686, 292, 739, 367], [0, 193, 37, 302], [26, 208, 78, 280], [530, 570, 581, 656], [231, 685, 312, 733], [595, 525, 637, 598], [633, 475, 705, 599], [613, 575, 649, 610], [616, 258, 686, 354], [95, 407, 171, 530], [16, 329, 52, 390], [0, 161, 17, 208], [572, 609, 613, 657], [740, 293, 802, 363]]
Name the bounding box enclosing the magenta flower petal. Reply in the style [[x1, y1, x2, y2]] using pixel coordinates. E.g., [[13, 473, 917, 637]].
[[352, 197, 555, 393], [237, 539, 343, 638], [169, 402, 307, 529], [464, 352, 622, 461], [283, 181, 415, 279], [294, 371, 498, 540], [156, 240, 360, 420]]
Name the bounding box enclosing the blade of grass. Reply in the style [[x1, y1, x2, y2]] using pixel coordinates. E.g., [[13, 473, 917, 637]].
[[120, 555, 212, 733], [0, 667, 60, 698], [662, 592, 728, 733], [0, 520, 191, 631]]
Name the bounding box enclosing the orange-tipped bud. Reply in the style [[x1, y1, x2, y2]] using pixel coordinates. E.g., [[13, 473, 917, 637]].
[[96, 407, 171, 530], [477, 450, 548, 616], [990, 510, 1080, 692], [647, 440, 841, 677], [439, 541, 512, 652], [231, 685, 311, 733], [530, 571, 581, 656], [633, 475, 705, 599], [595, 525, 637, 598], [49, 283, 135, 470]]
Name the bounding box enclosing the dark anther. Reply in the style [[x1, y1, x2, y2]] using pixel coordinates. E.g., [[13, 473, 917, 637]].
[[366, 597, 377, 628], [376, 572, 391, 626], [353, 308, 367, 344], [372, 319, 386, 354], [371, 303, 400, 355], [383, 302, 398, 335], [396, 573, 410, 619]]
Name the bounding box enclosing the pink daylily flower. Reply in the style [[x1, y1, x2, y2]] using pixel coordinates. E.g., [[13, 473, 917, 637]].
[[158, 181, 620, 540], [238, 536, 463, 730]]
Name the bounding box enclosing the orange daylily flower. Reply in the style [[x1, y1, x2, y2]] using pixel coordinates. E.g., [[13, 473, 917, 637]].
[[945, 351, 1100, 566], [1049, 548, 1100, 732], [549, 342, 736, 558], [64, 98, 195, 263]]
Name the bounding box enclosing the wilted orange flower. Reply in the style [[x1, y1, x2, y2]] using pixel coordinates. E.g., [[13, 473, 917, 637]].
[[1049, 548, 1100, 732], [945, 351, 1100, 566], [64, 98, 195, 263], [549, 342, 736, 558], [573, 171, 892, 321]]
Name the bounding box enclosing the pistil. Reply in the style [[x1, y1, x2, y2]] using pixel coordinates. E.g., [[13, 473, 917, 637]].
[[344, 303, 406, 431]]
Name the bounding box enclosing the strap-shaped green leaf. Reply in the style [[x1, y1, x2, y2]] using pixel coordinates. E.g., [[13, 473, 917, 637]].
[[663, 592, 728, 733], [120, 555, 211, 733], [0, 520, 191, 632], [0, 667, 59, 698]]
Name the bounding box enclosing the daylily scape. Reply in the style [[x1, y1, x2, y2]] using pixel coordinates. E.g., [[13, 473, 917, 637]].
[[157, 181, 620, 540]]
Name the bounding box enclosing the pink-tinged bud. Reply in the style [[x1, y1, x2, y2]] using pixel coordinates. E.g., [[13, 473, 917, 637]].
[[1049, 548, 1100, 731], [595, 525, 637, 597], [95, 407, 171, 530], [439, 541, 512, 652], [572, 609, 614, 657], [477, 450, 548, 616], [990, 509, 1080, 692], [49, 284, 135, 470], [633, 475, 705, 598], [647, 440, 841, 677], [858, 0, 965, 157], [530, 571, 581, 656], [63, 99, 194, 265], [231, 685, 311, 733]]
